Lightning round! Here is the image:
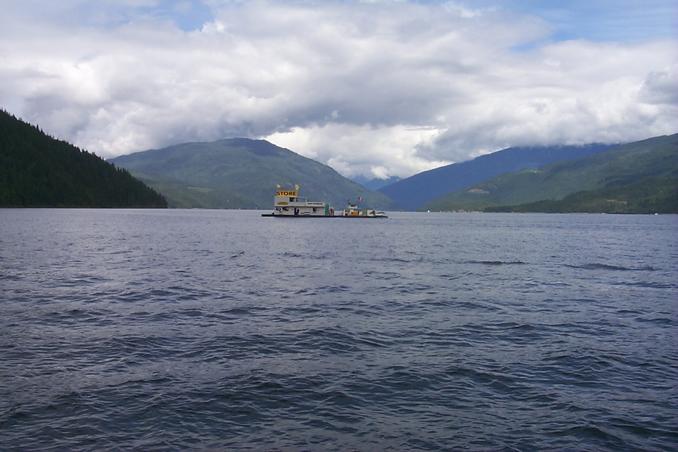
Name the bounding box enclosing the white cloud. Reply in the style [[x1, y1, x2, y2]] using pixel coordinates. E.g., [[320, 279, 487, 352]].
[[0, 1, 676, 177], [267, 123, 445, 178]]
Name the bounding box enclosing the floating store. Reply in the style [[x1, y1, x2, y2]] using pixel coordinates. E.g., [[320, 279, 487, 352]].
[[261, 185, 387, 218]]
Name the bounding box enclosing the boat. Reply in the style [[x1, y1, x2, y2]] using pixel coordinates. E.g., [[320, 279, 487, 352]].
[[261, 185, 387, 218]]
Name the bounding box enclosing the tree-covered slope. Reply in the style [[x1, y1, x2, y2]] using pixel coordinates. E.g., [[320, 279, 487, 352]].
[[111, 138, 392, 209], [0, 110, 167, 208], [488, 176, 677, 214], [425, 134, 678, 212], [380, 144, 613, 210]]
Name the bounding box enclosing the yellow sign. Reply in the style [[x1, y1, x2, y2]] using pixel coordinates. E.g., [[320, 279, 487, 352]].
[[276, 191, 297, 196]]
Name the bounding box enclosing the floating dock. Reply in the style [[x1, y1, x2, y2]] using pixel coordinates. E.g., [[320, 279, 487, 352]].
[[261, 185, 387, 218]]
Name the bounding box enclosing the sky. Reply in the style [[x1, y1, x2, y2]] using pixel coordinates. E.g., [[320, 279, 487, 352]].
[[1, 0, 676, 179]]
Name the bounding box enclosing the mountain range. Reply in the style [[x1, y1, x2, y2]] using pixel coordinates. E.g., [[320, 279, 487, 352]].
[[453, 134, 677, 214], [0, 110, 166, 208], [352, 175, 401, 191], [379, 144, 614, 210], [111, 139, 392, 209], [3, 107, 675, 213]]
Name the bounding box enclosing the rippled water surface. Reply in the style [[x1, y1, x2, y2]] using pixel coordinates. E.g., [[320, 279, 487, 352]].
[[1, 209, 677, 450]]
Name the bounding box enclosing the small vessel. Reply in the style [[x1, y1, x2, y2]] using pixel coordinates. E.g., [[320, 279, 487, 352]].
[[261, 185, 387, 218], [341, 202, 387, 218]]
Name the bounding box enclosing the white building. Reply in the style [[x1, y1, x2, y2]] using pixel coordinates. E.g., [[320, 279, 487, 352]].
[[272, 185, 331, 216]]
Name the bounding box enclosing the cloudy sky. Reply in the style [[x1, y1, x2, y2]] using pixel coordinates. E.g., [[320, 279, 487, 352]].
[[1, 0, 676, 178]]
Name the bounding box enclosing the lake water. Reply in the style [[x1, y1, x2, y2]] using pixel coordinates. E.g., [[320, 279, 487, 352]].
[[1, 209, 676, 450]]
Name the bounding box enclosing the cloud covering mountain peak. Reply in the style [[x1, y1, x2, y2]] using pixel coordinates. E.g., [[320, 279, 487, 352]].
[[1, 0, 676, 178]]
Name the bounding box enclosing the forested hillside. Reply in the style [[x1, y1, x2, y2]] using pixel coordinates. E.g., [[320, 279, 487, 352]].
[[426, 134, 678, 213], [112, 138, 392, 209], [380, 144, 613, 210], [0, 110, 167, 207]]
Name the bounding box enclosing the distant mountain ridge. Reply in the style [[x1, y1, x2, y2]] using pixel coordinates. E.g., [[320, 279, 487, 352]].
[[427, 134, 678, 213], [0, 110, 167, 208], [352, 175, 401, 191], [380, 144, 614, 210], [111, 138, 392, 209]]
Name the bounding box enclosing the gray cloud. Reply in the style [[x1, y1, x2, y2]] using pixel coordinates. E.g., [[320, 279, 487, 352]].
[[0, 1, 676, 178], [640, 65, 678, 106]]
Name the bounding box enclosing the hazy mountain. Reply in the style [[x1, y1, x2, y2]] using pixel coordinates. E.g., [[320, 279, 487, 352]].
[[380, 144, 614, 210], [111, 138, 392, 209], [426, 134, 678, 213], [352, 175, 401, 191], [0, 110, 167, 208]]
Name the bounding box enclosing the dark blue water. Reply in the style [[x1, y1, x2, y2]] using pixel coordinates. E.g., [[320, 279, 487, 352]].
[[1, 209, 676, 450]]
